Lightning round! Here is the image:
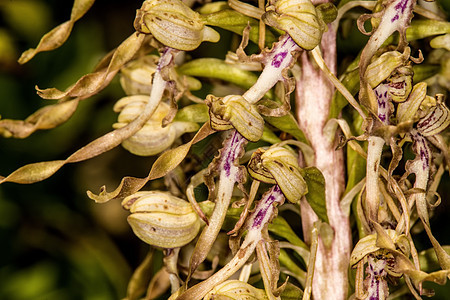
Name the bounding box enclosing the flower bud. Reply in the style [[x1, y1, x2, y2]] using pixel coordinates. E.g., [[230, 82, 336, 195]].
[[203, 280, 268, 300], [350, 229, 408, 277], [113, 95, 199, 156], [387, 66, 413, 103], [120, 55, 158, 95], [248, 147, 307, 203], [122, 191, 201, 248], [365, 48, 411, 89], [134, 0, 220, 51], [206, 94, 264, 142], [262, 0, 323, 50]]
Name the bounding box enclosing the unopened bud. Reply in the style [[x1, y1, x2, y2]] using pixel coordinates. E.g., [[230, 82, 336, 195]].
[[204, 280, 268, 300], [262, 0, 323, 50], [113, 96, 199, 156], [365, 48, 411, 89], [134, 0, 220, 50], [120, 55, 158, 95], [248, 147, 307, 203], [206, 94, 264, 142], [122, 191, 201, 248]]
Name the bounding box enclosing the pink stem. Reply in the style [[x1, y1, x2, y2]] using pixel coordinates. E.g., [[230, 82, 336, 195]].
[[295, 26, 351, 300]]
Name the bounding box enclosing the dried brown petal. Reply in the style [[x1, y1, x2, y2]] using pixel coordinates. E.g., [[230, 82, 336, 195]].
[[18, 0, 96, 64], [0, 99, 79, 138], [37, 33, 146, 100]]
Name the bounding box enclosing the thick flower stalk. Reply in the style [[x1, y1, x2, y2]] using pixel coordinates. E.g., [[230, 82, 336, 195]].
[[295, 12, 350, 300]]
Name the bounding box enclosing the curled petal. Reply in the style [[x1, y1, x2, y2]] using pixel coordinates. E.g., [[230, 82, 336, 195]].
[[37, 32, 146, 100], [0, 99, 79, 138]]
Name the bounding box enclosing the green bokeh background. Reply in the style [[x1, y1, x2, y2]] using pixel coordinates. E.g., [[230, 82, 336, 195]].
[[0, 0, 449, 299]]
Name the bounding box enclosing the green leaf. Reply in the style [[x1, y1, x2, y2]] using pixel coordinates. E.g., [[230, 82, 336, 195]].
[[177, 58, 260, 90], [329, 57, 360, 119], [261, 126, 282, 145], [406, 20, 450, 42], [263, 112, 309, 144], [344, 111, 366, 194], [280, 282, 304, 300], [201, 9, 277, 46], [279, 249, 306, 286], [174, 104, 209, 123], [269, 217, 308, 249], [419, 246, 450, 273], [300, 167, 328, 223]]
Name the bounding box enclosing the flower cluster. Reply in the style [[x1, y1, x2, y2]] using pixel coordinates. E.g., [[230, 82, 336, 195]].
[[1, 0, 450, 299]]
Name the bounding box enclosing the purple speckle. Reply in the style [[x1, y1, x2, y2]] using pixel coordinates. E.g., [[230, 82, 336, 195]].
[[419, 143, 430, 170], [222, 131, 244, 177], [223, 160, 231, 177], [411, 132, 430, 171], [377, 99, 386, 108], [374, 84, 390, 125], [251, 186, 283, 229], [391, 0, 409, 22], [252, 209, 267, 228], [271, 51, 288, 68], [266, 195, 275, 204]]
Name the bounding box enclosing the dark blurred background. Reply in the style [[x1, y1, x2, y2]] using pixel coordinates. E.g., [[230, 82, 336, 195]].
[[0, 0, 449, 299], [0, 0, 155, 299]]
